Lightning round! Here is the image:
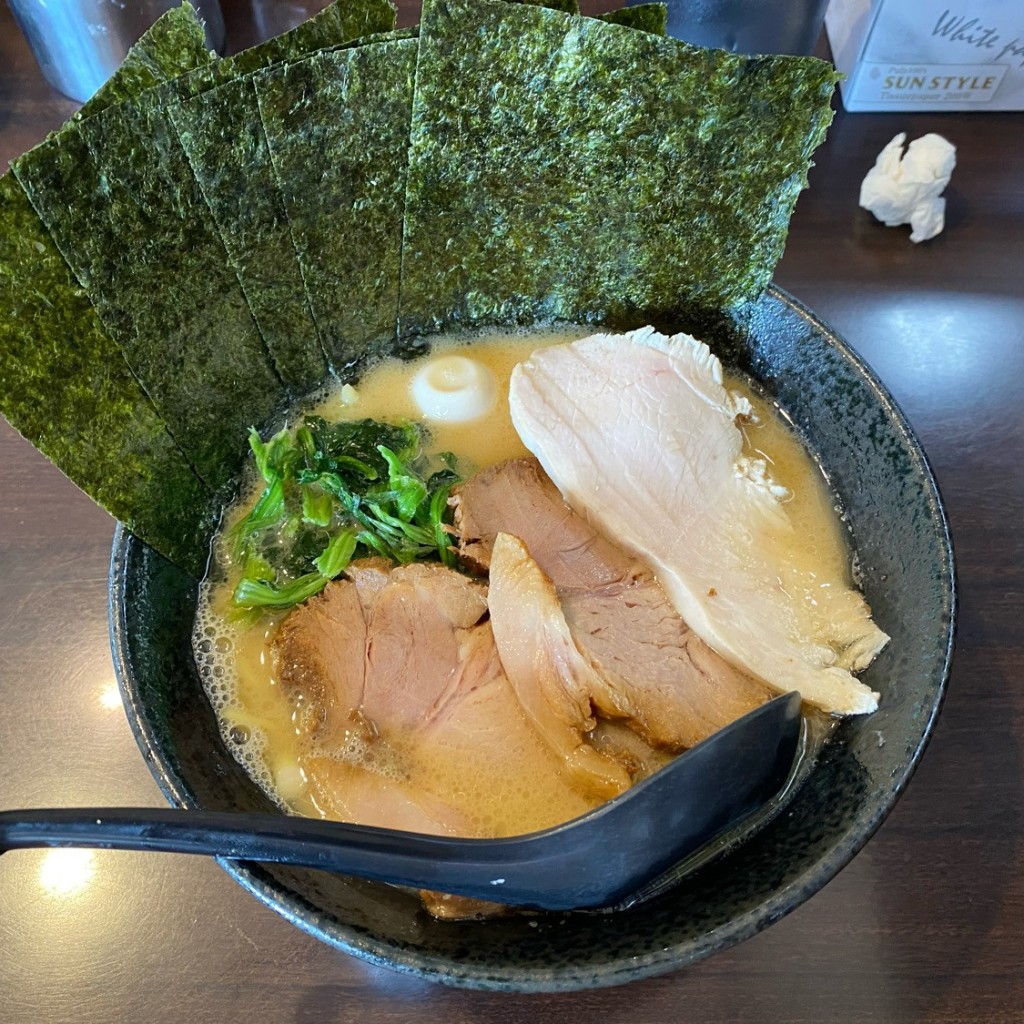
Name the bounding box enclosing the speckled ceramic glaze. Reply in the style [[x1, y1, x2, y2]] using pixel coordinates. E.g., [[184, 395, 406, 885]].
[[109, 286, 955, 992]]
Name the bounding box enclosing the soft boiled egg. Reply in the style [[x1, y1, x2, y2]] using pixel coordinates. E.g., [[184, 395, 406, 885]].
[[411, 354, 498, 423]]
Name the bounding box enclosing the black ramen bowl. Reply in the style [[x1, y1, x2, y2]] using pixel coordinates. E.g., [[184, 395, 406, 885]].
[[109, 286, 955, 991]]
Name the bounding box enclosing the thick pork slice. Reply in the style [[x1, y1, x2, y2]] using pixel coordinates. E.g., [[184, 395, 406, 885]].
[[275, 559, 605, 845], [453, 459, 774, 750], [509, 328, 889, 715], [561, 571, 776, 750], [488, 532, 632, 798], [410, 621, 600, 832], [276, 560, 488, 737], [453, 457, 634, 587], [274, 576, 368, 743], [360, 562, 488, 733]]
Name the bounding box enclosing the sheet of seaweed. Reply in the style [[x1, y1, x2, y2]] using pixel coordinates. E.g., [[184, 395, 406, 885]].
[[74, 2, 213, 120], [168, 8, 399, 397], [243, 4, 655, 372], [0, 8, 217, 572], [400, 0, 838, 339], [254, 39, 418, 375], [171, 80, 328, 395], [0, 175, 212, 574], [244, 6, 652, 373], [13, 94, 286, 493], [154, 0, 397, 105]]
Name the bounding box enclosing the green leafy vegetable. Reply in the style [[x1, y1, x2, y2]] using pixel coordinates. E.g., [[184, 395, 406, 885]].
[[229, 418, 459, 610], [233, 572, 333, 609], [302, 488, 334, 527], [313, 528, 359, 577]]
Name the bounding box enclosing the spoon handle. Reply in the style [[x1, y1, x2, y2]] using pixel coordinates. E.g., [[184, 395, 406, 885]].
[[0, 692, 802, 910], [0, 805, 540, 900]]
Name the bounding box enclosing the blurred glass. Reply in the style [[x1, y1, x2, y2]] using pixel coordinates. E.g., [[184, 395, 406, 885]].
[[8, 0, 226, 103], [246, 0, 334, 40], [629, 0, 830, 55]]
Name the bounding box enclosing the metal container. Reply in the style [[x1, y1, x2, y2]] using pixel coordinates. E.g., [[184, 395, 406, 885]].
[[8, 0, 226, 104], [631, 0, 830, 55]]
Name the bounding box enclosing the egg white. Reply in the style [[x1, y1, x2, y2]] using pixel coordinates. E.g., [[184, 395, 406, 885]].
[[410, 355, 498, 423]]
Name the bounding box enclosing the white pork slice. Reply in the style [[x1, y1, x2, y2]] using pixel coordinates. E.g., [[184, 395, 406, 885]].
[[509, 327, 889, 716]]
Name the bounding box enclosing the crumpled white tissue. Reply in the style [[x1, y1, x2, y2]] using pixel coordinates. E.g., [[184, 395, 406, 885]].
[[859, 133, 956, 243]]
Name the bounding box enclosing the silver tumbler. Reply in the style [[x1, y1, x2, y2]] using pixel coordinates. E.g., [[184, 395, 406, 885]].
[[8, 0, 226, 103], [631, 0, 830, 56]]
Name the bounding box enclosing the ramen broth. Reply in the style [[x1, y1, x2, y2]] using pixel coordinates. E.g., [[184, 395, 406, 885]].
[[193, 327, 851, 829]]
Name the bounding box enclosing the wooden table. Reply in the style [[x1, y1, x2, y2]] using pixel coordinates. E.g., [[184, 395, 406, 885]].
[[1, 3, 1021, 1021]]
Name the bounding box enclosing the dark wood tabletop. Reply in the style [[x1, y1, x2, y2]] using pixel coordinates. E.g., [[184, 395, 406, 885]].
[[1, 1, 1022, 1021]]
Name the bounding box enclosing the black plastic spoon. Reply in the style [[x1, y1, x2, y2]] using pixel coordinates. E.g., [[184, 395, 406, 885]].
[[0, 692, 801, 911]]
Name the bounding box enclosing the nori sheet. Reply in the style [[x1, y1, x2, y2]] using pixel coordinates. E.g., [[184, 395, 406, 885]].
[[0, 6, 218, 572], [514, 0, 580, 13], [171, 80, 328, 395], [74, 2, 214, 120], [254, 39, 417, 375], [399, 0, 838, 338], [168, 3, 398, 396], [156, 0, 398, 104], [599, 3, 667, 34], [0, 174, 212, 574], [13, 95, 286, 493]]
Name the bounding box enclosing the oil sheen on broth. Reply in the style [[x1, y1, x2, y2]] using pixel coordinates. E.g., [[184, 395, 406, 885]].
[[192, 327, 848, 833]]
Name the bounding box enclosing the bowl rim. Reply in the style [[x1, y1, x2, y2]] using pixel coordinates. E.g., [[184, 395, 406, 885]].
[[108, 284, 957, 992]]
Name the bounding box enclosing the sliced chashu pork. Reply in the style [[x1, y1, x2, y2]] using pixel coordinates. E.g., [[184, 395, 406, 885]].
[[508, 327, 889, 715], [560, 570, 775, 749], [487, 532, 631, 798], [277, 559, 489, 739], [275, 560, 608, 843], [453, 458, 774, 750], [455, 458, 633, 588]]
